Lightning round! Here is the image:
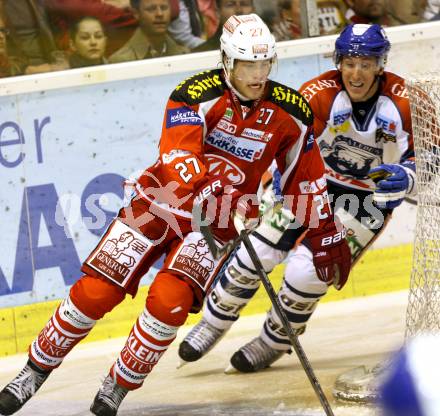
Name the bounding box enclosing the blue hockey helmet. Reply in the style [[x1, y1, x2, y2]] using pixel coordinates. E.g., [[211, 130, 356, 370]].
[[334, 24, 390, 68]]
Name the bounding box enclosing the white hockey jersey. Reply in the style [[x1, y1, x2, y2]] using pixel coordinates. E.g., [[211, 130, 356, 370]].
[[300, 70, 413, 191]]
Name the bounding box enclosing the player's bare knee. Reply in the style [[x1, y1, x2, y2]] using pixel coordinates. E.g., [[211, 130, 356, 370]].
[[69, 274, 125, 320], [146, 272, 194, 326]]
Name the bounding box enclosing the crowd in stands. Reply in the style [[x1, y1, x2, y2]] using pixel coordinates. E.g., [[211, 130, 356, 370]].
[[0, 0, 438, 78]]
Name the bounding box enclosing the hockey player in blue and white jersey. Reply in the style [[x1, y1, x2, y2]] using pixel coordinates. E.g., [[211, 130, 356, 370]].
[[178, 23, 417, 373]]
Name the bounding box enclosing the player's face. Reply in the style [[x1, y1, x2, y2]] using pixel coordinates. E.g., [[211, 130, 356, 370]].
[[136, 0, 171, 36], [71, 19, 107, 61], [230, 59, 272, 100], [340, 56, 382, 102]]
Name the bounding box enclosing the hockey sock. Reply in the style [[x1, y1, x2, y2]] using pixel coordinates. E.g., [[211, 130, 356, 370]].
[[29, 296, 96, 371], [111, 308, 179, 389]]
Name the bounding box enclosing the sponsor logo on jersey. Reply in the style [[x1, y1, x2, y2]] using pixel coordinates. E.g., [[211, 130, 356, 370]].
[[299, 175, 326, 194], [304, 131, 315, 152], [205, 128, 266, 162], [186, 74, 222, 101], [390, 83, 408, 98], [252, 44, 268, 54], [272, 86, 312, 118], [241, 127, 272, 142], [301, 79, 339, 101], [329, 120, 350, 135], [169, 236, 217, 290], [333, 110, 351, 126], [376, 115, 397, 143], [86, 221, 152, 287], [217, 119, 237, 134], [162, 149, 192, 164], [224, 107, 234, 121], [205, 154, 245, 184], [166, 106, 203, 128], [376, 115, 397, 134]]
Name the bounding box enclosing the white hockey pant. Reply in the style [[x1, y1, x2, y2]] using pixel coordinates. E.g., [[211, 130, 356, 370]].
[[202, 236, 328, 350]]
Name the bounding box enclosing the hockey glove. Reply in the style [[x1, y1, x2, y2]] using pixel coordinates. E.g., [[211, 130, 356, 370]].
[[308, 221, 351, 290], [194, 176, 259, 242], [368, 162, 415, 210]]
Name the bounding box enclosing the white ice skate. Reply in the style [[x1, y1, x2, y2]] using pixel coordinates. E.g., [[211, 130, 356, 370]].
[[177, 318, 227, 368]]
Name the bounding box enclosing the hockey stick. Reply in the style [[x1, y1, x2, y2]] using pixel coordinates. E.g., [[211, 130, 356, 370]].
[[234, 219, 335, 416], [197, 213, 334, 416]]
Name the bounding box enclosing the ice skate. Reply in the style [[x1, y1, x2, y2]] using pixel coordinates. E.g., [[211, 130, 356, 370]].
[[0, 360, 51, 415], [90, 374, 129, 416], [178, 318, 227, 367], [225, 337, 289, 374]]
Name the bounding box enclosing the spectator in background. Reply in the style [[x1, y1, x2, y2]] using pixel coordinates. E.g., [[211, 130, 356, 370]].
[[44, 0, 138, 57], [344, 0, 390, 26], [422, 0, 440, 21], [387, 0, 424, 25], [197, 0, 218, 37], [2, 0, 59, 67], [68, 16, 108, 68], [271, 0, 301, 41], [109, 0, 188, 63], [0, 18, 26, 77], [192, 0, 254, 52], [168, 0, 205, 49]]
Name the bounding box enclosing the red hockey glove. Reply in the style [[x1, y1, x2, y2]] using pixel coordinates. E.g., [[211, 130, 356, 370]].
[[307, 221, 351, 290], [193, 176, 259, 242]]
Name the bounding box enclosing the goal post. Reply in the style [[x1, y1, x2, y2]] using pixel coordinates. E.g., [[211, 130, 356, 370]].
[[333, 74, 440, 403], [405, 74, 440, 338]]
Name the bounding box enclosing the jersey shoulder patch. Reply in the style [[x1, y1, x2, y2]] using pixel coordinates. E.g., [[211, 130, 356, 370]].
[[170, 69, 226, 105], [267, 80, 313, 126]]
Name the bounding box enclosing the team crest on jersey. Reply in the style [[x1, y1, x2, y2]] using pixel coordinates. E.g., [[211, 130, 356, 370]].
[[205, 154, 245, 185], [320, 135, 382, 179], [205, 128, 266, 162]]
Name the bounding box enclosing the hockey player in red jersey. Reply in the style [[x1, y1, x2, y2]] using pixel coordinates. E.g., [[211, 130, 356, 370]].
[[178, 23, 416, 373], [0, 14, 350, 416]]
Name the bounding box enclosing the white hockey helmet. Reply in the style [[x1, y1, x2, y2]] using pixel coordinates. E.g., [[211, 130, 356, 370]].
[[220, 14, 276, 75]]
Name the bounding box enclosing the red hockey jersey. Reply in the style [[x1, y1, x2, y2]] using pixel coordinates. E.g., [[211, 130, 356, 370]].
[[136, 69, 330, 229]]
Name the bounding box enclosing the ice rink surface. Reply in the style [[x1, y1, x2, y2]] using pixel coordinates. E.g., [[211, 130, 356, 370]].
[[0, 291, 407, 416]]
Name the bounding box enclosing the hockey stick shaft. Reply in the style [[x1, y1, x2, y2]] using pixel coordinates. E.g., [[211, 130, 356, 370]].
[[238, 229, 335, 416]]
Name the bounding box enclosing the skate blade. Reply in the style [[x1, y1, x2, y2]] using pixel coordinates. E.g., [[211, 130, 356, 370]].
[[176, 359, 190, 369], [224, 363, 238, 374]]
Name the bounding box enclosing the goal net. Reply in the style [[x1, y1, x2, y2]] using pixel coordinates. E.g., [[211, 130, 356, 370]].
[[333, 73, 440, 403], [405, 74, 440, 337]]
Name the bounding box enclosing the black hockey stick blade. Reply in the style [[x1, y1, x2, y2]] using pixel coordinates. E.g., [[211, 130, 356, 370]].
[[238, 228, 335, 416]]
